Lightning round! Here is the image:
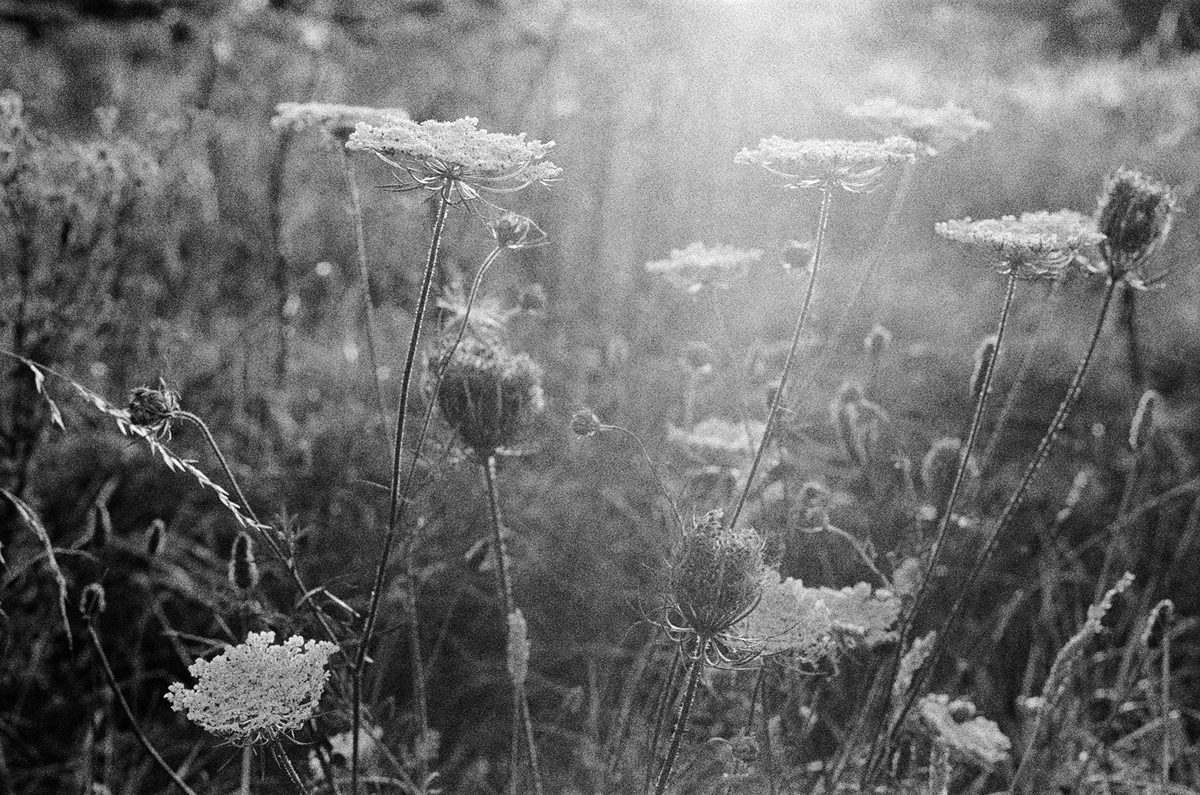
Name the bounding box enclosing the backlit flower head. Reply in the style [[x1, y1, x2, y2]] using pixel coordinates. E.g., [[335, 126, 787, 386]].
[[736, 135, 918, 192], [935, 210, 1105, 279], [427, 333, 545, 456], [645, 242, 762, 294], [668, 418, 765, 468], [918, 694, 1011, 767], [346, 116, 560, 202], [1096, 168, 1177, 288], [165, 631, 337, 746], [271, 102, 409, 142], [845, 98, 990, 155]]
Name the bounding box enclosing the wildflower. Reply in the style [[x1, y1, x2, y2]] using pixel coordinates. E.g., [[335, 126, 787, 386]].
[[1129, 389, 1161, 451], [935, 210, 1105, 279], [1096, 168, 1177, 287], [918, 694, 1011, 767], [428, 333, 545, 456], [165, 631, 337, 746], [920, 437, 979, 515], [345, 116, 560, 201], [270, 102, 409, 142], [127, 383, 181, 440], [892, 631, 937, 701], [668, 418, 765, 468], [570, 409, 602, 438], [736, 135, 917, 192], [845, 98, 990, 155], [666, 510, 765, 665], [490, 211, 546, 249], [645, 242, 763, 294]]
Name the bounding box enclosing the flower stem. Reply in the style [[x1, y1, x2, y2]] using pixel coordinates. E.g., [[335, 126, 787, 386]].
[[644, 648, 681, 794], [868, 276, 1122, 786], [730, 185, 832, 528], [653, 656, 703, 795], [483, 454, 545, 795], [340, 147, 389, 423], [85, 622, 199, 795], [352, 182, 452, 794]]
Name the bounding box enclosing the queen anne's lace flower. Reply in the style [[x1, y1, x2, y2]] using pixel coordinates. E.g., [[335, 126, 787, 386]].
[[645, 242, 763, 293], [345, 116, 560, 201], [165, 631, 337, 746], [845, 98, 990, 155], [1096, 168, 1177, 288], [935, 209, 1105, 279], [918, 694, 1011, 767], [736, 135, 918, 192], [668, 418, 765, 468], [271, 102, 410, 141]]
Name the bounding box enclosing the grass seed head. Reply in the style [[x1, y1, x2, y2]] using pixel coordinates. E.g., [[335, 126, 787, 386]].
[[970, 334, 999, 399], [1097, 168, 1177, 282], [920, 437, 979, 518]]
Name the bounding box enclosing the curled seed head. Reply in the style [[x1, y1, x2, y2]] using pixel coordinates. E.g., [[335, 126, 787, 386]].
[[229, 532, 259, 591], [570, 409, 602, 439], [670, 510, 765, 638], [1129, 389, 1162, 451], [80, 583, 107, 622], [1097, 168, 1177, 280], [127, 383, 181, 439]]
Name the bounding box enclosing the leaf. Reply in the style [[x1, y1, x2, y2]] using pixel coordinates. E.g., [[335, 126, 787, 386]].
[[0, 489, 73, 652]]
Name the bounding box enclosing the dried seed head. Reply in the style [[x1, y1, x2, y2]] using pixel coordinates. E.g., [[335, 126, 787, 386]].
[[921, 437, 980, 514], [506, 609, 530, 689], [570, 409, 602, 439], [1129, 389, 1162, 451], [79, 583, 107, 622], [669, 510, 765, 638], [229, 532, 259, 591], [127, 383, 180, 440], [864, 324, 892, 358], [829, 381, 890, 468], [1097, 169, 1177, 282], [970, 335, 999, 399], [490, 211, 546, 249], [428, 334, 545, 455]]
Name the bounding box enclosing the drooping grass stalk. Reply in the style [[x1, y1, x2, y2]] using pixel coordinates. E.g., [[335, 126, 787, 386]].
[[652, 656, 703, 795], [352, 181, 453, 794], [730, 185, 833, 528], [871, 277, 1122, 785], [483, 454, 545, 795], [239, 746, 252, 795], [980, 277, 1063, 470], [339, 146, 389, 422], [85, 621, 199, 795]]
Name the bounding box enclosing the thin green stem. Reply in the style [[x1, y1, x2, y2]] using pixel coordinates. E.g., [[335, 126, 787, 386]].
[[653, 656, 703, 795], [85, 623, 199, 795], [340, 147, 389, 423], [484, 455, 545, 795], [870, 276, 1122, 786], [645, 648, 680, 794], [730, 185, 832, 529], [353, 182, 452, 794]]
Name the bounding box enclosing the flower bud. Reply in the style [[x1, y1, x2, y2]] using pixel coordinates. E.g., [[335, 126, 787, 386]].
[[1097, 168, 1177, 280], [229, 532, 259, 591], [80, 583, 107, 622], [570, 409, 602, 438]]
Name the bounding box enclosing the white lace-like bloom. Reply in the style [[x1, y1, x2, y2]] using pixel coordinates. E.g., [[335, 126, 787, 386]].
[[736, 135, 918, 192], [845, 98, 990, 155], [668, 418, 765, 468], [165, 631, 337, 746], [271, 102, 410, 140], [745, 569, 901, 663], [645, 242, 762, 293], [918, 694, 1011, 767], [345, 116, 560, 200], [935, 210, 1105, 279]]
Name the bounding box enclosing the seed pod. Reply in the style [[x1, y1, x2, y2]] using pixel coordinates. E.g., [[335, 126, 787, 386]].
[[1129, 389, 1161, 451], [570, 409, 602, 439], [79, 583, 107, 622], [127, 382, 181, 440], [970, 335, 998, 400], [670, 510, 764, 637], [1097, 168, 1177, 280], [228, 532, 259, 591]]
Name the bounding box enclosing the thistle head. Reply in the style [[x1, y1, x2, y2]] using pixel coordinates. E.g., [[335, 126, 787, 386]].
[[645, 242, 763, 294], [668, 510, 765, 640], [428, 334, 545, 456], [164, 631, 337, 746], [845, 98, 990, 156], [935, 210, 1104, 279], [1097, 168, 1177, 285], [127, 382, 180, 440], [736, 135, 917, 192]]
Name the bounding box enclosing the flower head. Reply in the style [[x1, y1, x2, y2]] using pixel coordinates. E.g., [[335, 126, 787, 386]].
[[570, 409, 602, 438], [427, 334, 545, 455], [645, 242, 762, 294], [346, 116, 560, 202], [127, 383, 181, 440], [918, 694, 1011, 767], [1097, 168, 1177, 287], [666, 510, 765, 664], [271, 102, 409, 142], [490, 211, 547, 249], [845, 98, 990, 155], [935, 210, 1104, 279], [736, 135, 917, 192], [165, 631, 337, 746]]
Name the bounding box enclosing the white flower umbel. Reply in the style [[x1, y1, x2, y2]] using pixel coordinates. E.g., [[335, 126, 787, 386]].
[[845, 98, 990, 155], [736, 135, 917, 192], [271, 102, 410, 141], [935, 209, 1105, 279], [918, 694, 1011, 768], [165, 631, 337, 746], [345, 116, 560, 201], [645, 242, 763, 293]]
